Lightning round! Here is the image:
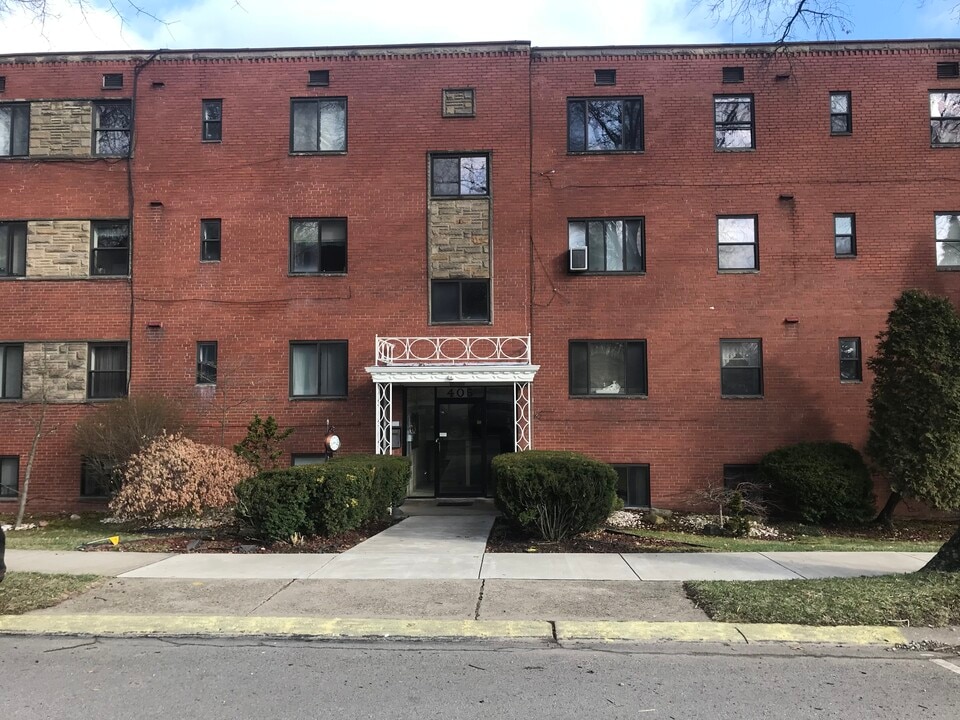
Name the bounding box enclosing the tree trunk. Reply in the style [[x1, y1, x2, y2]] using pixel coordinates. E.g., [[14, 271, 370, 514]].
[[16, 402, 46, 528], [921, 522, 960, 572], [874, 491, 902, 528]]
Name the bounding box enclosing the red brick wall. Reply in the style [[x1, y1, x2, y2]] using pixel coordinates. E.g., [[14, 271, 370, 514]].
[[530, 47, 960, 507]]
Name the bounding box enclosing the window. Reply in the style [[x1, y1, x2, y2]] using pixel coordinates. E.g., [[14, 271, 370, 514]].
[[290, 341, 347, 398], [431, 154, 488, 197], [93, 102, 132, 156], [935, 213, 960, 267], [830, 92, 852, 134], [717, 216, 758, 271], [937, 62, 960, 80], [613, 465, 650, 507], [197, 341, 217, 385], [307, 70, 330, 86], [200, 219, 221, 262], [91, 221, 130, 276], [834, 214, 856, 257], [722, 66, 744, 83], [0, 456, 18, 500], [594, 69, 616, 86], [430, 279, 490, 323], [0, 77, 5, 93], [839, 337, 862, 382], [568, 218, 644, 273], [714, 95, 754, 150], [0, 221, 26, 276], [1, 344, 22, 399], [202, 100, 222, 142], [723, 464, 759, 490], [290, 98, 346, 153], [930, 92, 960, 146], [292, 454, 327, 466], [569, 340, 648, 397], [290, 218, 346, 274], [720, 339, 763, 397], [567, 97, 643, 152], [87, 343, 128, 399], [0, 103, 29, 156], [102, 73, 123, 89], [80, 458, 113, 498]]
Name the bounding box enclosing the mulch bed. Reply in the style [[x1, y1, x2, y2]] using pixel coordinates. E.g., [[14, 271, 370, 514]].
[[485, 517, 696, 553], [86, 519, 395, 554]]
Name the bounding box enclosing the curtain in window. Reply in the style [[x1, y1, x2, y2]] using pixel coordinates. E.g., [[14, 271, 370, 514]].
[[320, 344, 346, 397], [292, 344, 318, 396]]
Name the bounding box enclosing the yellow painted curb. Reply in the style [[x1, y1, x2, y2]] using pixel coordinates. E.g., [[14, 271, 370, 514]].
[[0, 615, 552, 640], [555, 621, 907, 645], [556, 621, 744, 644]]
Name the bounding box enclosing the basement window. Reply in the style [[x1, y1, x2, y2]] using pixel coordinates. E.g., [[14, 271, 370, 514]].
[[613, 465, 650, 507], [0, 456, 18, 499]]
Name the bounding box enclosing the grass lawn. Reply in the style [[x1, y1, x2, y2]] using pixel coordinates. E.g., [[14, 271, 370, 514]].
[[685, 572, 960, 626], [620, 528, 946, 553], [2, 515, 147, 551], [0, 573, 100, 615]]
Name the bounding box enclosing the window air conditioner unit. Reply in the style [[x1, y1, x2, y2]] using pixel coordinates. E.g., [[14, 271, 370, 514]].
[[569, 247, 588, 272]]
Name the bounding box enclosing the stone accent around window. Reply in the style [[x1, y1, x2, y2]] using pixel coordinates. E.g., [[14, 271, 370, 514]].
[[26, 220, 91, 277], [29, 101, 93, 157], [428, 198, 489, 279], [21, 342, 87, 403], [442, 88, 475, 117]]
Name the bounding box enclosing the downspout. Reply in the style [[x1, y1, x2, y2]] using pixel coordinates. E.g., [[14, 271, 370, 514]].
[[126, 50, 162, 396]]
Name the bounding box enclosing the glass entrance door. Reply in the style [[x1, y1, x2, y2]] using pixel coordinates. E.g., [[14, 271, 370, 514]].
[[436, 399, 485, 496]]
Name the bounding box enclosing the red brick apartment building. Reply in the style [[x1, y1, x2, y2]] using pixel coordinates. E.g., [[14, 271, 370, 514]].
[[1, 40, 959, 513]]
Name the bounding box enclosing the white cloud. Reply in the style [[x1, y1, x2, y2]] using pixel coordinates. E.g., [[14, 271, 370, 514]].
[[1, 0, 721, 53], [0, 0, 151, 53]]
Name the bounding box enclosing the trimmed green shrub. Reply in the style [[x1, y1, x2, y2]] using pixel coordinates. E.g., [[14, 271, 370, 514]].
[[234, 454, 410, 540], [493, 450, 618, 541], [759, 442, 875, 525]]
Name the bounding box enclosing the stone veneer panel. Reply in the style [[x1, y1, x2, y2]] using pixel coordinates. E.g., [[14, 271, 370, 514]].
[[21, 342, 87, 403], [29, 101, 93, 157], [442, 88, 476, 117], [26, 220, 91, 278], [428, 199, 490, 279]]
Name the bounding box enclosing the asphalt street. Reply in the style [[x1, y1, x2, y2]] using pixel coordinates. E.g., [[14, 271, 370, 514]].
[[0, 636, 957, 719]]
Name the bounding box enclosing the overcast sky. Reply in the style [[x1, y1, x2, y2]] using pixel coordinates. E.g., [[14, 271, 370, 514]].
[[0, 0, 957, 54]]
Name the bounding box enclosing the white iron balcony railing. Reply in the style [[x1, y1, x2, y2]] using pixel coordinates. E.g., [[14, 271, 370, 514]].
[[375, 335, 531, 366]]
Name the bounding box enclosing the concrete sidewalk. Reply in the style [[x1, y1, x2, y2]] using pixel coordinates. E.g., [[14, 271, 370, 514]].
[[5, 548, 936, 580]]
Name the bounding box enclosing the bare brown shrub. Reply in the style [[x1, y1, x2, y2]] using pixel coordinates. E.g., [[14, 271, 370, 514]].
[[109, 433, 254, 522]]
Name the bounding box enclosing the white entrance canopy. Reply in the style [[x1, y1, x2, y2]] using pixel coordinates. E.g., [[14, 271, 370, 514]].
[[365, 336, 539, 455]]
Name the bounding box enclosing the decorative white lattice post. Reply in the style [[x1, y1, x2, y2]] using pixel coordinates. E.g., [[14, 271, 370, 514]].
[[375, 382, 393, 455], [514, 381, 532, 451]]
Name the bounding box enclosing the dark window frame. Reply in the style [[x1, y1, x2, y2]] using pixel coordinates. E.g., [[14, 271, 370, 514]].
[[834, 213, 857, 257], [196, 341, 218, 385], [930, 90, 960, 147], [839, 337, 862, 383], [292, 453, 328, 466], [717, 215, 759, 272], [0, 221, 27, 277], [830, 91, 852, 135], [567, 217, 645, 274], [202, 99, 222, 142], [200, 218, 221, 262], [722, 66, 745, 83], [92, 101, 132, 157], [288, 340, 348, 399], [568, 340, 649, 398], [90, 220, 130, 277], [937, 62, 960, 80], [289, 97, 348, 154], [289, 217, 348, 275], [0, 102, 29, 157], [0, 455, 18, 500], [102, 73, 123, 89], [87, 342, 128, 400], [720, 338, 763, 398], [935, 211, 960, 268], [307, 70, 330, 87], [430, 279, 491, 325], [613, 464, 651, 507], [0, 343, 23, 400], [79, 458, 114, 499], [594, 69, 616, 86], [429, 153, 490, 198], [714, 94, 755, 151], [567, 96, 644, 153], [723, 464, 759, 490]]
